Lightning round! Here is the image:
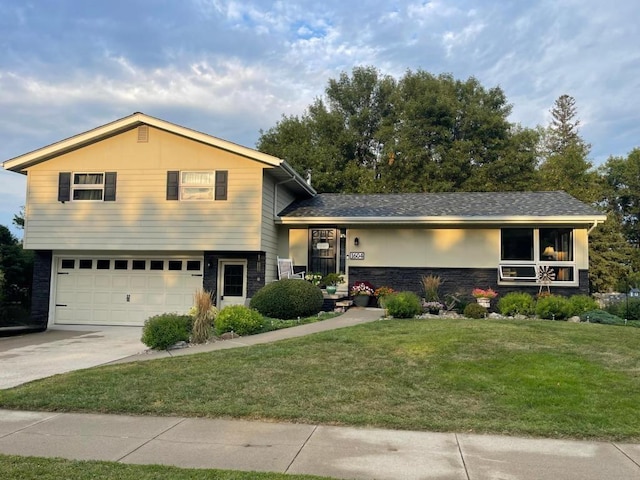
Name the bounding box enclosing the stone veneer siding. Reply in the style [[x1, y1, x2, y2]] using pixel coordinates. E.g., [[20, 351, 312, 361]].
[[30, 250, 52, 329], [348, 267, 589, 300], [204, 251, 266, 305]]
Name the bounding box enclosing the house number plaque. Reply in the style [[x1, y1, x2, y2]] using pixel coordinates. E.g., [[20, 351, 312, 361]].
[[349, 252, 365, 260]]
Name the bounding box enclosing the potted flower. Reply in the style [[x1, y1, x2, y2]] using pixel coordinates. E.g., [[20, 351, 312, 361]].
[[305, 272, 323, 286], [422, 301, 443, 315], [322, 273, 344, 294], [351, 281, 375, 307], [472, 288, 498, 308]]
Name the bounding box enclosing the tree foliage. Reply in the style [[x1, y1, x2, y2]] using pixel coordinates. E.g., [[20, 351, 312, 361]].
[[0, 225, 33, 308], [258, 67, 539, 193], [537, 94, 600, 203]]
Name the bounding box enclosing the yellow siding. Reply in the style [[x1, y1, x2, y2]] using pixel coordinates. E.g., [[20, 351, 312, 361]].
[[24, 127, 265, 251], [288, 228, 309, 267], [347, 228, 500, 268]]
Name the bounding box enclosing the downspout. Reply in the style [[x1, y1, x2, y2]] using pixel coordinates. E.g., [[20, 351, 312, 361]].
[[587, 220, 600, 234]]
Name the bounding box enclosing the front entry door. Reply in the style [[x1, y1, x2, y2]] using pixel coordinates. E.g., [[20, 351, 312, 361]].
[[218, 260, 247, 309], [309, 228, 337, 277]]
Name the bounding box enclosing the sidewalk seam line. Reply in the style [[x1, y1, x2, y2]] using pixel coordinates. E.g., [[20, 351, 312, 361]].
[[0, 411, 64, 438], [115, 417, 188, 462], [284, 424, 318, 474], [612, 442, 640, 469], [455, 433, 471, 480]]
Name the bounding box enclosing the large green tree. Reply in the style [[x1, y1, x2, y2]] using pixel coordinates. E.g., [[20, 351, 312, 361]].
[[258, 67, 539, 193], [537, 94, 600, 202]]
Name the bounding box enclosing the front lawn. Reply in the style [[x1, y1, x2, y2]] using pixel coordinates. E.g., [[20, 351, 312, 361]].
[[1, 318, 639, 441], [0, 454, 329, 480]]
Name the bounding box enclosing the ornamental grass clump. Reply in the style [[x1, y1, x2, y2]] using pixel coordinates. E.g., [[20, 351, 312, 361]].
[[190, 288, 217, 344], [421, 274, 441, 302]]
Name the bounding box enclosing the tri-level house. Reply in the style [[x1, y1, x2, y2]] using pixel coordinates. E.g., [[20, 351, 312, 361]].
[[4, 113, 606, 329]]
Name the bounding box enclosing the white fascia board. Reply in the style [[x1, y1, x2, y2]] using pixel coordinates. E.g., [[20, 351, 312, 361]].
[[276, 215, 608, 226], [3, 112, 284, 173]]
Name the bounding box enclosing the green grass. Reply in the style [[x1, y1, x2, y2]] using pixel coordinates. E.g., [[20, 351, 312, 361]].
[[0, 454, 330, 479], [2, 318, 640, 441]]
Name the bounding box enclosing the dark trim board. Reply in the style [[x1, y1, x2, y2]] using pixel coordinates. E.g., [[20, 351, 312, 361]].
[[30, 250, 52, 329], [348, 267, 589, 301]]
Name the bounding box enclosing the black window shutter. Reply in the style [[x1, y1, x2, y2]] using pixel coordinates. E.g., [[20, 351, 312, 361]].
[[166, 171, 179, 200], [58, 172, 71, 202], [104, 172, 117, 201], [215, 170, 228, 200]]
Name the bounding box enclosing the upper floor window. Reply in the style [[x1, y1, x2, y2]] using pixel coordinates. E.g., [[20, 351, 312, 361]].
[[58, 172, 116, 202], [180, 171, 214, 201], [73, 173, 104, 201], [166, 170, 227, 201]]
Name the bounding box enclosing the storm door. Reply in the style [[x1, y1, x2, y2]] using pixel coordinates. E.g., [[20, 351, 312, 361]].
[[218, 260, 246, 308], [309, 228, 337, 277]]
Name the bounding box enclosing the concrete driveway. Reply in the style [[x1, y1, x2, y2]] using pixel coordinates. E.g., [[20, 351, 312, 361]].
[[0, 326, 146, 389]]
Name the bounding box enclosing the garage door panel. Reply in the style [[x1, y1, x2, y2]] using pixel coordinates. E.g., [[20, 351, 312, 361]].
[[54, 256, 203, 326]]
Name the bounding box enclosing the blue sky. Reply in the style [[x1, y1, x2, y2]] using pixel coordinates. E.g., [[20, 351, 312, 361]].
[[1, 0, 639, 236]]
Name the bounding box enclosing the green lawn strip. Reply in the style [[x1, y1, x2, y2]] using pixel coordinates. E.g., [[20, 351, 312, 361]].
[[1, 319, 639, 441], [0, 454, 330, 480], [259, 312, 341, 333]]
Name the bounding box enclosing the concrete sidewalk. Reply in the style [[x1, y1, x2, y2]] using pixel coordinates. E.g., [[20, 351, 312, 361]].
[[1, 409, 639, 479]]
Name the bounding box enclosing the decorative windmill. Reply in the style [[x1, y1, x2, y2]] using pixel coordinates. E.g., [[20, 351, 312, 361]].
[[537, 266, 556, 295]]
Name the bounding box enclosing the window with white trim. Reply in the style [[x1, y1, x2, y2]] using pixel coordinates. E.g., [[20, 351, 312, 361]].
[[180, 171, 214, 201], [499, 228, 576, 284], [72, 173, 104, 201]]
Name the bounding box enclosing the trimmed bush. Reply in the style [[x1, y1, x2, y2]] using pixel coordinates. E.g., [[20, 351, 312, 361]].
[[497, 292, 535, 316], [250, 279, 323, 320], [580, 309, 625, 325], [215, 305, 264, 336], [567, 295, 599, 317], [385, 291, 422, 319], [141, 313, 192, 350], [535, 295, 572, 320], [463, 302, 487, 319]]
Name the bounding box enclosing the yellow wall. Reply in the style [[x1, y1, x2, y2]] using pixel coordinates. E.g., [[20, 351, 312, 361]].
[[347, 227, 499, 268], [24, 126, 268, 251]]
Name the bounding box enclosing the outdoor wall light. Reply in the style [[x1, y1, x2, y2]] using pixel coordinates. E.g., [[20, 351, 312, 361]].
[[354, 237, 360, 246]]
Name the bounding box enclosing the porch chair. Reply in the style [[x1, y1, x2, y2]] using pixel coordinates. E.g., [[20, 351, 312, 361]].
[[277, 257, 305, 280]]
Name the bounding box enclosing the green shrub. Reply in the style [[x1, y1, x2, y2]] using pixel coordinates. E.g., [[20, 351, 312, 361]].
[[385, 291, 422, 319], [497, 292, 535, 316], [463, 302, 487, 319], [606, 298, 640, 320], [567, 295, 599, 316], [250, 279, 324, 320], [580, 309, 625, 325], [535, 295, 572, 320], [215, 305, 264, 336], [141, 313, 192, 350]]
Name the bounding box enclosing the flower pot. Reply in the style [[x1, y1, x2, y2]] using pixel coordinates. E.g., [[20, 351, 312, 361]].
[[477, 297, 491, 308], [326, 285, 337, 295], [353, 295, 370, 307]]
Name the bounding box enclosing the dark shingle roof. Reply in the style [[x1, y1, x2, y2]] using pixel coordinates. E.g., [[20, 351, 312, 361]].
[[278, 191, 604, 219]]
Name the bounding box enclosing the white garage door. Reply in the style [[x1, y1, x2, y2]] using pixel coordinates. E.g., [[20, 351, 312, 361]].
[[54, 257, 203, 326]]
